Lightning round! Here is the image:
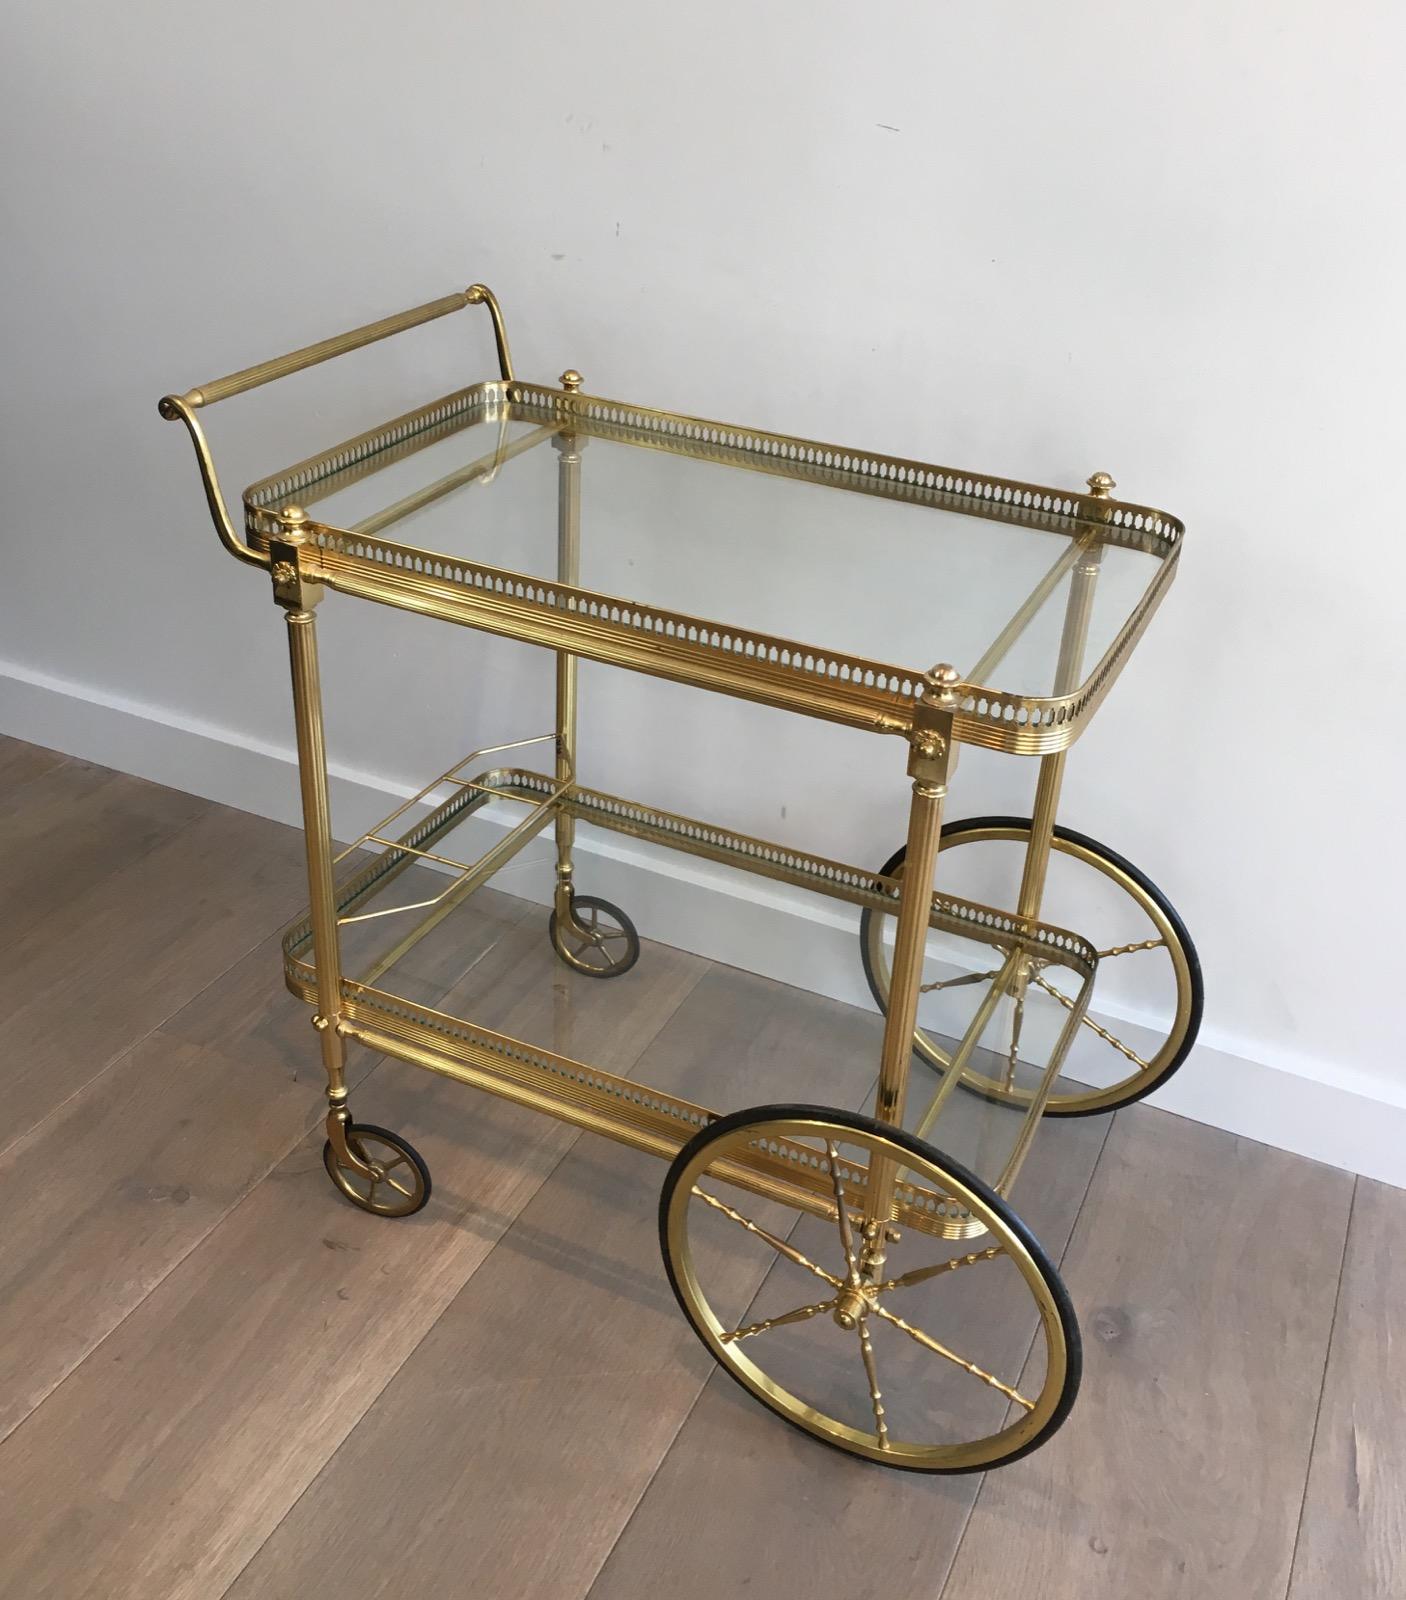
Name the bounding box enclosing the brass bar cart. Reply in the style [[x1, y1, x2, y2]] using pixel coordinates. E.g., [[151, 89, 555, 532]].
[[160, 285, 1199, 1473]]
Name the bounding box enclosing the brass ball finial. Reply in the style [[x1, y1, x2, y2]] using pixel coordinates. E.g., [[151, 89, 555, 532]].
[[1087, 471, 1116, 499], [279, 503, 308, 526], [923, 662, 960, 697], [560, 369, 583, 393]]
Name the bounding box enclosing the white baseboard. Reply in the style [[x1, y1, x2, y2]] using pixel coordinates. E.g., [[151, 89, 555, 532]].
[[4, 654, 1402, 1189]]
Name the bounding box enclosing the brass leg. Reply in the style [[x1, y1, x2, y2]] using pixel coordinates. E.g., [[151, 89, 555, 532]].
[[863, 668, 957, 1261], [1017, 495, 1107, 923], [544, 408, 641, 984], [552, 399, 583, 925], [873, 778, 948, 1131], [1009, 497, 1107, 1088], [273, 507, 372, 1177], [1017, 751, 1068, 921]]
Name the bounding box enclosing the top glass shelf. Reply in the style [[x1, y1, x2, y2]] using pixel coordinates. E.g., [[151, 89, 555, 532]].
[[244, 380, 1183, 752]]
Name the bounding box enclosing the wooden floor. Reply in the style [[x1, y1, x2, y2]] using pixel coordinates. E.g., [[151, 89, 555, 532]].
[[0, 735, 1397, 1599]]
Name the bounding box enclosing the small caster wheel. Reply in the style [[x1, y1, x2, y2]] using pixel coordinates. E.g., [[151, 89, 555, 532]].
[[548, 893, 640, 978], [323, 1123, 431, 1217]]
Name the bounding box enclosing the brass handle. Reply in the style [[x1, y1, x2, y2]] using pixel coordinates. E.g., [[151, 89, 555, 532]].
[[165, 283, 512, 411], [157, 283, 514, 571]]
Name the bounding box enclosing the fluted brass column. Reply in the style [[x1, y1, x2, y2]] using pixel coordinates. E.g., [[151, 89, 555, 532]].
[[271, 506, 370, 1174], [1016, 473, 1111, 921], [553, 371, 585, 923], [862, 665, 958, 1261]]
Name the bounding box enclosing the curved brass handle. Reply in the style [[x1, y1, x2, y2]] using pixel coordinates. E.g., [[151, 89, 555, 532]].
[[465, 284, 514, 385], [156, 393, 268, 568], [158, 282, 515, 568]]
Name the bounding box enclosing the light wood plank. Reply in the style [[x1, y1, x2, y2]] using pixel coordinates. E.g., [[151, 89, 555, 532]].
[[0, 878, 530, 1446], [583, 1093, 1109, 1600], [220, 968, 899, 1600], [939, 1109, 1353, 1600], [0, 923, 705, 1600], [0, 802, 310, 1148], [0, 734, 69, 797], [0, 1030, 323, 1445], [1288, 1179, 1404, 1600], [0, 758, 206, 942]]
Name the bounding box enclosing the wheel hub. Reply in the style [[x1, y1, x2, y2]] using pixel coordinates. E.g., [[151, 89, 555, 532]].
[[833, 1287, 873, 1330]]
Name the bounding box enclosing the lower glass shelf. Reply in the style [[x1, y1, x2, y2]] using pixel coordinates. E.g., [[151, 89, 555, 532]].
[[280, 745, 1096, 1209]]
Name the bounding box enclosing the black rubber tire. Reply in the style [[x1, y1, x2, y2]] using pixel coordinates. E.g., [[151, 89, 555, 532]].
[[859, 816, 1202, 1117], [658, 1102, 1081, 1474], [322, 1123, 432, 1217]]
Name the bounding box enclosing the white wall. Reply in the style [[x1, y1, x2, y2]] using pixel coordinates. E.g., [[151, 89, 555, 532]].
[[3, 2, 1404, 1177]]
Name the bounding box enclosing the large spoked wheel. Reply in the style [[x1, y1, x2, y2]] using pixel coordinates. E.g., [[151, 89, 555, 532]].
[[660, 1104, 1079, 1473], [322, 1123, 431, 1218], [860, 817, 1202, 1117], [548, 893, 641, 979]]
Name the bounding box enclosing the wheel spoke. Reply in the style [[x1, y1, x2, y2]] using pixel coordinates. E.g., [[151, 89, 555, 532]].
[[721, 1296, 841, 1343], [1097, 937, 1167, 959], [1078, 1011, 1149, 1070], [1032, 973, 1149, 1071], [692, 1186, 844, 1288], [857, 1319, 890, 1449], [919, 968, 1001, 995], [1031, 971, 1075, 1008], [872, 1244, 1004, 1295], [825, 1142, 861, 1282], [871, 1303, 1035, 1411], [364, 1176, 380, 1207], [569, 913, 627, 962], [384, 1175, 415, 1200], [1004, 985, 1025, 1091]]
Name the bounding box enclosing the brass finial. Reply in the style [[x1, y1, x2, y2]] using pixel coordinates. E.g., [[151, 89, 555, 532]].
[[1087, 471, 1116, 499], [923, 663, 960, 698], [560, 370, 583, 393], [275, 505, 309, 552]]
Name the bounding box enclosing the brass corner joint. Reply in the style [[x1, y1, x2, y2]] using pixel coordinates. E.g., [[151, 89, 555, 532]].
[[908, 663, 960, 789], [268, 505, 324, 612]]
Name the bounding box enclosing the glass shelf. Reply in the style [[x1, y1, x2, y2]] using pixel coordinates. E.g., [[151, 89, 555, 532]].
[[244, 380, 1183, 751]]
